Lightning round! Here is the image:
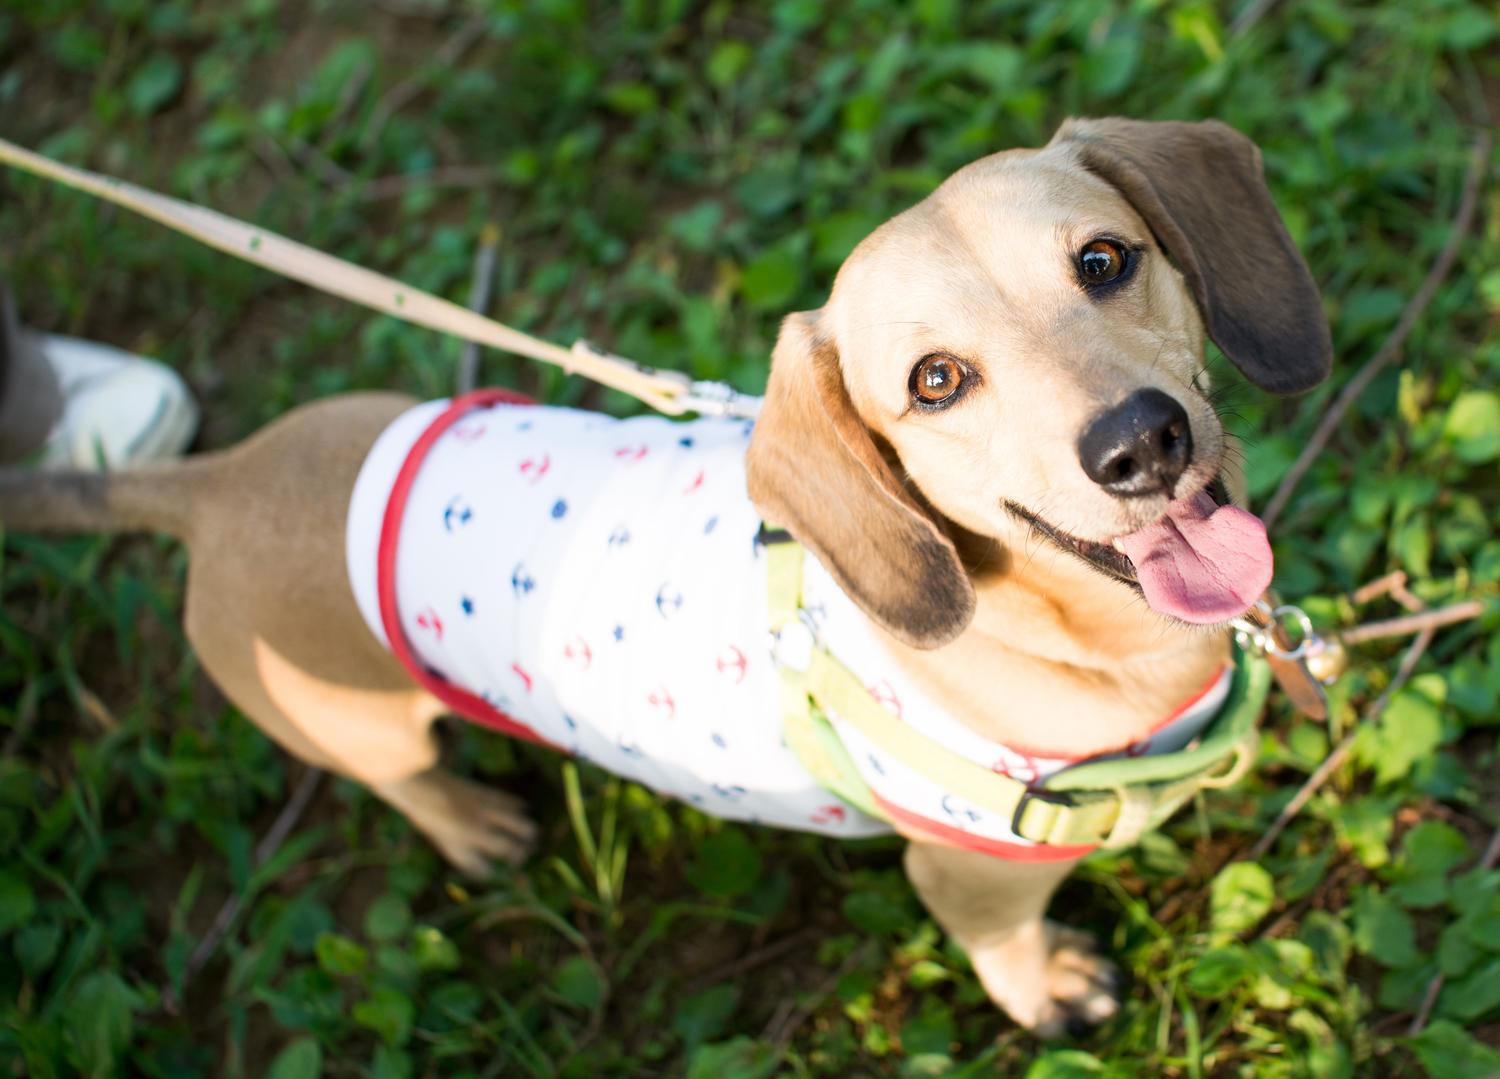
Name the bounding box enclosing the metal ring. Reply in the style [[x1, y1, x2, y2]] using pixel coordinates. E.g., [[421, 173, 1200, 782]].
[[1265, 604, 1318, 661]]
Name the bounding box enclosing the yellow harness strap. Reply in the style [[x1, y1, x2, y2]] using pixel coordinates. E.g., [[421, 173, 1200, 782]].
[[763, 529, 1269, 851]]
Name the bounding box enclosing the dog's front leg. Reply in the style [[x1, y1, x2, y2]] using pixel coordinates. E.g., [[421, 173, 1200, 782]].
[[903, 842, 1122, 1038]]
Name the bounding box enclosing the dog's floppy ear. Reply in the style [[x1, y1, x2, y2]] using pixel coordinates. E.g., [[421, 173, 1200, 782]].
[[1053, 117, 1332, 395], [747, 311, 975, 649]]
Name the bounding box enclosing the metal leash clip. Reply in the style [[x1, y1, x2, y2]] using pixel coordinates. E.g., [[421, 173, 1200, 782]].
[[570, 340, 762, 420], [1231, 599, 1344, 719]]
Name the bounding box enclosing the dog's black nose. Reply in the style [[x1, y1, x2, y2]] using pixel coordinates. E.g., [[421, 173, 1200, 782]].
[[1078, 389, 1193, 497]]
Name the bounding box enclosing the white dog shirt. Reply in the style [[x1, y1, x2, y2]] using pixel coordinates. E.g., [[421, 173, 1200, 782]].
[[346, 393, 1232, 860]]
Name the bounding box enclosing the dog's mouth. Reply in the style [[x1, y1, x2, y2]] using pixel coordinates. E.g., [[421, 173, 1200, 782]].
[[1004, 477, 1274, 624]]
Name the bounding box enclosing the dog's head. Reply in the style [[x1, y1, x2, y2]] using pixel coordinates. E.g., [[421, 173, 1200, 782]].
[[747, 117, 1332, 649]]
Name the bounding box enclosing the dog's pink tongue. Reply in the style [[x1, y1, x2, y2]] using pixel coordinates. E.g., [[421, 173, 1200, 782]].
[[1116, 492, 1273, 624]]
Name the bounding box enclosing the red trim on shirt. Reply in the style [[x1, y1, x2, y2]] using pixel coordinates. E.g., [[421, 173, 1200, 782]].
[[872, 792, 1097, 862], [376, 389, 558, 748]]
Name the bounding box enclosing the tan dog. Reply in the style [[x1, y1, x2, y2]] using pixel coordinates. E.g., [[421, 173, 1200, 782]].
[[0, 118, 1330, 1037]]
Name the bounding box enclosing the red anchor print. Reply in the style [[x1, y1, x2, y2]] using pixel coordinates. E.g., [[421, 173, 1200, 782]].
[[867, 679, 902, 718], [414, 607, 444, 641], [811, 804, 846, 826], [715, 645, 748, 685], [614, 445, 649, 463], [682, 469, 706, 494], [992, 751, 1040, 784], [563, 637, 593, 670], [451, 421, 487, 443], [518, 454, 551, 484], [511, 663, 534, 693], [647, 685, 676, 719]]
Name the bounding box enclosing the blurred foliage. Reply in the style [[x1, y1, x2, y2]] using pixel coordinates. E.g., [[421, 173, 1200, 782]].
[[1, 0, 1499, 1074]]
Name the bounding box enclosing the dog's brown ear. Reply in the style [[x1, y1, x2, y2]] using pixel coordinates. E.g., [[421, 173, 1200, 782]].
[[1053, 117, 1332, 395], [747, 311, 975, 649]]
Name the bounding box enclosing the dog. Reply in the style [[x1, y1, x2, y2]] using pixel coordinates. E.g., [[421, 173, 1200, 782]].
[[0, 117, 1331, 1037]]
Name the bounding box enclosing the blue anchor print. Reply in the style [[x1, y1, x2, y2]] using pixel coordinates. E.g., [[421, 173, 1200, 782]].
[[442, 496, 474, 532], [711, 733, 728, 749], [711, 783, 748, 801], [617, 736, 644, 759], [654, 583, 684, 618], [551, 498, 568, 519], [867, 753, 885, 776], [460, 596, 475, 615], [516, 420, 533, 432], [562, 714, 578, 731], [703, 515, 718, 535], [607, 526, 631, 547], [510, 563, 536, 596], [678, 436, 694, 449], [940, 793, 983, 825], [612, 624, 625, 642]]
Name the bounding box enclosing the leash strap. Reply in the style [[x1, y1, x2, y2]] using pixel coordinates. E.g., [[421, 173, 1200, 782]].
[[0, 137, 760, 421], [764, 532, 1271, 850]]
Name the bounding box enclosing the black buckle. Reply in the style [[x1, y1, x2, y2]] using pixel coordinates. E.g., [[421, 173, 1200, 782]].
[[1009, 786, 1076, 843], [756, 522, 794, 548]]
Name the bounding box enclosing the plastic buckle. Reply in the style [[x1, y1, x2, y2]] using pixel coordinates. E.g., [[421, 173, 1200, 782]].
[[1009, 786, 1078, 845]]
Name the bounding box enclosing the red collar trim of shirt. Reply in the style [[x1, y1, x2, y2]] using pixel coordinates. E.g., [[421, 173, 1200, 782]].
[[375, 389, 557, 748]]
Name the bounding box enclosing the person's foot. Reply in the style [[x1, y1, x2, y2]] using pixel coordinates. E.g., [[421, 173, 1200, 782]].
[[36, 333, 199, 471]]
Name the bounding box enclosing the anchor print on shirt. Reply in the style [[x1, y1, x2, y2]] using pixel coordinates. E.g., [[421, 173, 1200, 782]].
[[442, 496, 473, 532], [992, 750, 1041, 785], [940, 793, 984, 827], [450, 420, 487, 443], [715, 645, 748, 685], [614, 445, 649, 463], [510, 563, 536, 596], [414, 607, 444, 641], [646, 685, 676, 720], [563, 636, 593, 670], [654, 583, 684, 618], [811, 804, 846, 826], [867, 680, 902, 718], [518, 453, 551, 484]]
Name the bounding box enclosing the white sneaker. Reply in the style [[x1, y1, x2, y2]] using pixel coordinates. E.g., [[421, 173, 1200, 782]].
[[37, 334, 199, 470]]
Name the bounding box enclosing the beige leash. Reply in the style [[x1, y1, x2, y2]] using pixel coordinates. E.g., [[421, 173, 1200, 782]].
[[0, 137, 760, 420]]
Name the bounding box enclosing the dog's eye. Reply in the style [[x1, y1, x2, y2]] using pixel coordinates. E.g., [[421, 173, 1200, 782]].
[[1079, 239, 1127, 286], [909, 354, 965, 407]]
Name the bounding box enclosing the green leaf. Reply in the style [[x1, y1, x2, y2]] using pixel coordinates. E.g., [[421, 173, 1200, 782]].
[[1408, 1020, 1500, 1079], [686, 1036, 776, 1079], [602, 80, 658, 115], [1389, 821, 1470, 908], [1354, 688, 1444, 786], [15, 921, 62, 977], [842, 890, 911, 936], [686, 828, 763, 898], [363, 895, 412, 943], [1444, 392, 1500, 463], [314, 932, 369, 976], [673, 984, 738, 1049], [263, 1037, 322, 1079], [551, 954, 606, 1010], [739, 237, 808, 312], [1023, 1049, 1107, 1078], [1351, 890, 1418, 968], [352, 986, 415, 1046], [67, 971, 139, 1078], [0, 870, 36, 935], [1209, 862, 1275, 936], [410, 925, 460, 972], [1187, 944, 1255, 997], [1440, 958, 1500, 1022], [126, 53, 183, 116], [707, 42, 752, 88], [1080, 34, 1140, 98]]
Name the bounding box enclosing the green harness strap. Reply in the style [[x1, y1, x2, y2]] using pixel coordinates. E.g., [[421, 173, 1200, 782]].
[[765, 533, 1271, 850]]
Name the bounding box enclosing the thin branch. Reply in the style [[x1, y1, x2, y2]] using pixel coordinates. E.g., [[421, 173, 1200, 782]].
[[679, 928, 819, 998], [1230, 0, 1282, 36], [361, 16, 489, 151], [1261, 133, 1492, 532], [457, 223, 502, 394], [764, 941, 876, 1051], [1246, 625, 1434, 861], [1339, 601, 1486, 645], [162, 767, 324, 1012], [1409, 823, 1500, 1035], [355, 164, 498, 202]]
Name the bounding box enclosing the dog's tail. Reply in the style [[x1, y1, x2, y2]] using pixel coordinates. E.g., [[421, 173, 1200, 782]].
[[0, 458, 214, 542]]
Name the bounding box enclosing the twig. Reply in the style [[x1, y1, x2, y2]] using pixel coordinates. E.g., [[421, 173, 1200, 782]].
[[457, 223, 502, 394], [1261, 133, 1491, 532], [1351, 571, 1409, 606], [1246, 625, 1434, 861], [1339, 601, 1486, 645], [361, 16, 489, 150], [678, 927, 818, 998], [1230, 0, 1282, 36], [162, 767, 324, 1012], [1409, 823, 1500, 1035], [355, 164, 498, 202], [764, 941, 876, 1050]]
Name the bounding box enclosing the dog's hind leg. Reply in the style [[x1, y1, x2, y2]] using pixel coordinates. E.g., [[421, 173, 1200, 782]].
[[904, 842, 1122, 1038]]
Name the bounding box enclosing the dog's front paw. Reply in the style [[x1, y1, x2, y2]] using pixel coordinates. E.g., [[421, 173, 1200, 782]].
[[969, 921, 1123, 1039], [373, 771, 536, 876]]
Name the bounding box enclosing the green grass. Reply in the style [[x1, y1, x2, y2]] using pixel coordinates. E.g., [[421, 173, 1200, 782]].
[[2, 1, 1499, 1075]]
